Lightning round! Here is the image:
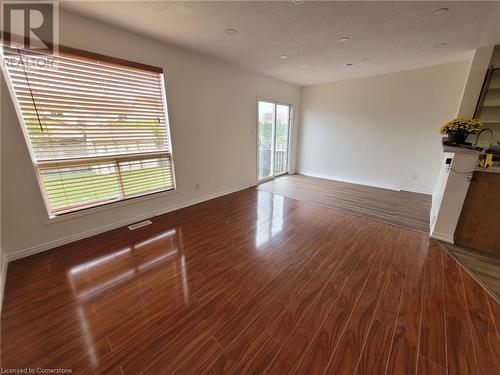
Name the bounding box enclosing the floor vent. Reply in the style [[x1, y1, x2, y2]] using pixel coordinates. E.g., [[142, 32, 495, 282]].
[[128, 220, 152, 230]]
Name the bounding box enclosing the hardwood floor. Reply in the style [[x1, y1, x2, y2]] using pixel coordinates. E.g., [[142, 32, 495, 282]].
[[258, 174, 431, 233], [1, 188, 498, 374], [439, 241, 500, 303]]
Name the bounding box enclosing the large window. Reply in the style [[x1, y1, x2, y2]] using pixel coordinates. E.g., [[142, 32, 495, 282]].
[[2, 46, 175, 216]]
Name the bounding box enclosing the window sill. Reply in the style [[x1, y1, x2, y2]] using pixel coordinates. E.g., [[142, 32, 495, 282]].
[[43, 188, 179, 225]]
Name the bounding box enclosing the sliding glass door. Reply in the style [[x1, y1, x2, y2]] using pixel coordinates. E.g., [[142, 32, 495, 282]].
[[275, 104, 290, 175], [258, 100, 291, 181], [258, 101, 275, 180]]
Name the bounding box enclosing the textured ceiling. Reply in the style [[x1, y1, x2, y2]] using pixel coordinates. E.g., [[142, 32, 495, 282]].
[[61, 1, 500, 86]]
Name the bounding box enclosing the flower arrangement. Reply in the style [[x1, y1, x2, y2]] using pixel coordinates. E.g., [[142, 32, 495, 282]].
[[439, 118, 482, 136], [439, 118, 482, 144]]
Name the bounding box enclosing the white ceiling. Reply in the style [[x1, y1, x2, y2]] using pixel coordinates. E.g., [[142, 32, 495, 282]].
[[61, 1, 500, 86]]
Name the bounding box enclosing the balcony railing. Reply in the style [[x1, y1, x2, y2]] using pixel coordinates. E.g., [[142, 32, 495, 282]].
[[259, 143, 288, 178]]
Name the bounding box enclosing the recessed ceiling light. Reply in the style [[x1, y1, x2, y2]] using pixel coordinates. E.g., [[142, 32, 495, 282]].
[[346, 63, 354, 67], [433, 8, 449, 15], [362, 58, 370, 63], [337, 37, 350, 43], [434, 42, 448, 48], [279, 55, 289, 60], [225, 28, 237, 35], [293, 0, 305, 4]]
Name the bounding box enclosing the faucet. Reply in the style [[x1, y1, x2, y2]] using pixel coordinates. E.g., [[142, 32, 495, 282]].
[[474, 128, 496, 150]]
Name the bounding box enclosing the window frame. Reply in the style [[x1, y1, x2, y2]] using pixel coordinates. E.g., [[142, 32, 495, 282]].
[[1, 44, 177, 220]]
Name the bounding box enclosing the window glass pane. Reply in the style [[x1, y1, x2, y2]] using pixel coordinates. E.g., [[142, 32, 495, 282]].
[[120, 157, 173, 197], [40, 162, 120, 212]]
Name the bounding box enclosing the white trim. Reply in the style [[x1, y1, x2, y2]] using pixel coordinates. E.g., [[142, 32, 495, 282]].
[[257, 179, 274, 186], [255, 97, 259, 184], [6, 183, 252, 262], [298, 171, 433, 195], [0, 252, 8, 316], [395, 185, 433, 195], [160, 73, 178, 191], [430, 231, 454, 243]]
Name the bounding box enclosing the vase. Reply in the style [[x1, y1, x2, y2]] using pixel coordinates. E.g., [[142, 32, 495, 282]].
[[447, 133, 467, 145]]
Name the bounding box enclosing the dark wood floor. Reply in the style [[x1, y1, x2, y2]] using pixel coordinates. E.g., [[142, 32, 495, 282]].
[[440, 241, 500, 303], [1, 188, 499, 374], [258, 174, 431, 233]]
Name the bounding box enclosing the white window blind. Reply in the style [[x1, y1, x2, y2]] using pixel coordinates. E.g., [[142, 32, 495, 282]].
[[2, 46, 175, 215]]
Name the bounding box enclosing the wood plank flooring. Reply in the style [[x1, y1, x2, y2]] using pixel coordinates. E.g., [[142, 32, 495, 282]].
[[1, 188, 498, 374], [258, 174, 431, 233], [439, 241, 500, 303]]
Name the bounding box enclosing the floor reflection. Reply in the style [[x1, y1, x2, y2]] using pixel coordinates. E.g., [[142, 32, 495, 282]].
[[68, 228, 183, 299], [255, 191, 285, 248], [77, 306, 98, 366], [134, 229, 177, 249], [66, 226, 188, 366], [69, 247, 131, 275]]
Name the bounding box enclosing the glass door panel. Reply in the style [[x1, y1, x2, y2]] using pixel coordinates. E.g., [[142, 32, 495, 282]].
[[258, 101, 275, 180], [275, 104, 290, 175]]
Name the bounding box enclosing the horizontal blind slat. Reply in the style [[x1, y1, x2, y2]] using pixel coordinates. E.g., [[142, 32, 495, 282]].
[[15, 92, 165, 108], [13, 86, 165, 104], [12, 80, 163, 99], [22, 115, 166, 122], [20, 104, 165, 115], [8, 70, 162, 93], [7, 64, 161, 86]]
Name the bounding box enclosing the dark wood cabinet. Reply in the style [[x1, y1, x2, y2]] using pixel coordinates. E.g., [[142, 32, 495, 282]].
[[455, 171, 500, 255]]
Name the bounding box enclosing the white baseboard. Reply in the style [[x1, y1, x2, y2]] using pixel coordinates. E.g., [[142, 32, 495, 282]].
[[0, 252, 8, 316], [6, 183, 252, 262], [430, 231, 454, 243], [297, 171, 432, 195], [396, 185, 434, 195]]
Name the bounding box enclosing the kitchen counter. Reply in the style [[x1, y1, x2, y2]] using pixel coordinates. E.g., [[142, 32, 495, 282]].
[[441, 145, 500, 173], [442, 145, 482, 155], [475, 165, 500, 174]]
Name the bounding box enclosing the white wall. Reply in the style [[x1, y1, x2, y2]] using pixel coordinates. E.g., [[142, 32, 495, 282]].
[[297, 61, 470, 194], [1, 11, 301, 259]]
